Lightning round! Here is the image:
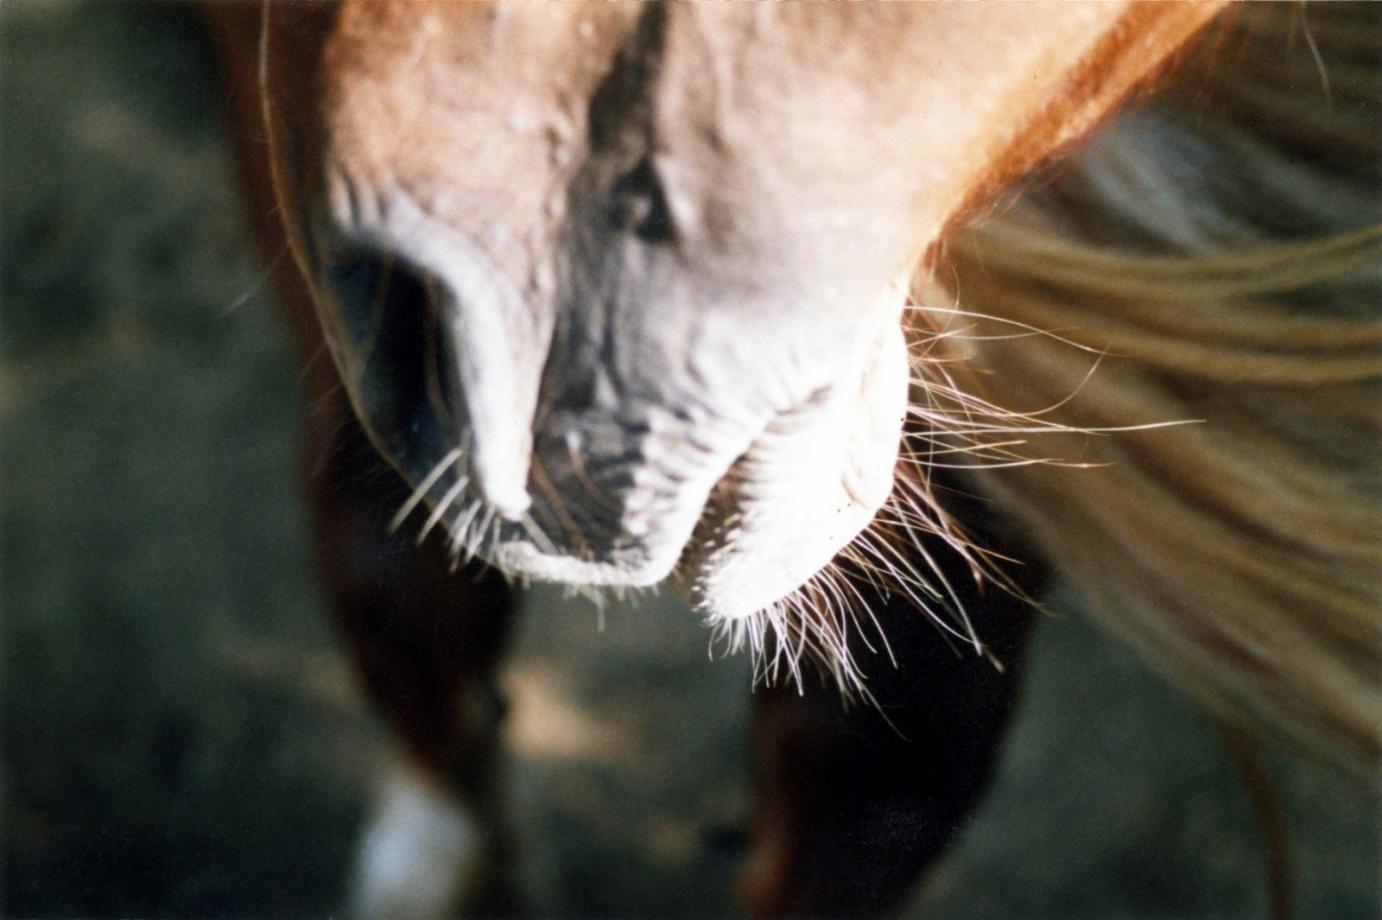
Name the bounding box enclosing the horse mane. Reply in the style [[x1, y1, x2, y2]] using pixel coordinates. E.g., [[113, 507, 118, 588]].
[[920, 2, 1381, 774]]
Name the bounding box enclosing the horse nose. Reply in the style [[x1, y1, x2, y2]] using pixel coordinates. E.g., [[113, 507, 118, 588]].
[[318, 227, 541, 522]]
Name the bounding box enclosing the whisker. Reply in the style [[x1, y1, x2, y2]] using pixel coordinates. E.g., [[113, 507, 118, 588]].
[[389, 447, 463, 534], [417, 476, 469, 545]]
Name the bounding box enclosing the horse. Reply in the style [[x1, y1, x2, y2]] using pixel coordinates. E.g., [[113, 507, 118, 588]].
[[204, 2, 1380, 916]]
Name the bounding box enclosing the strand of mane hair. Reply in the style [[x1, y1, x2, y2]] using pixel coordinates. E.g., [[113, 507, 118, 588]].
[[915, 1, 1381, 776]]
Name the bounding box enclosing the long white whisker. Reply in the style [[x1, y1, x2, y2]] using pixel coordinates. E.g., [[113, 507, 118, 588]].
[[417, 476, 469, 545], [389, 448, 463, 534]]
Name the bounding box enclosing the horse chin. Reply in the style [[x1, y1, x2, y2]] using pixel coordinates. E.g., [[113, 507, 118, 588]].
[[678, 321, 911, 622]]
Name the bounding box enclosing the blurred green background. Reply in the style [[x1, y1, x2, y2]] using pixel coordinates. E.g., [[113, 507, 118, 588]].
[[2, 3, 1376, 917]]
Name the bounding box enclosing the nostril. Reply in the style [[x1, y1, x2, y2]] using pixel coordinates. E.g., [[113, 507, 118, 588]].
[[323, 254, 389, 342], [320, 249, 455, 467], [324, 251, 421, 354], [319, 234, 542, 534], [609, 157, 676, 244]]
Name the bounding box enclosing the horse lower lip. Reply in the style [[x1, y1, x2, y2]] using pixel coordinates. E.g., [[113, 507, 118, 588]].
[[478, 471, 730, 588], [489, 537, 674, 588]]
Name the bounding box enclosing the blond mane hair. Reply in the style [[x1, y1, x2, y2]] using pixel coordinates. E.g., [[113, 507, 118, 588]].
[[916, 2, 1381, 774]]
